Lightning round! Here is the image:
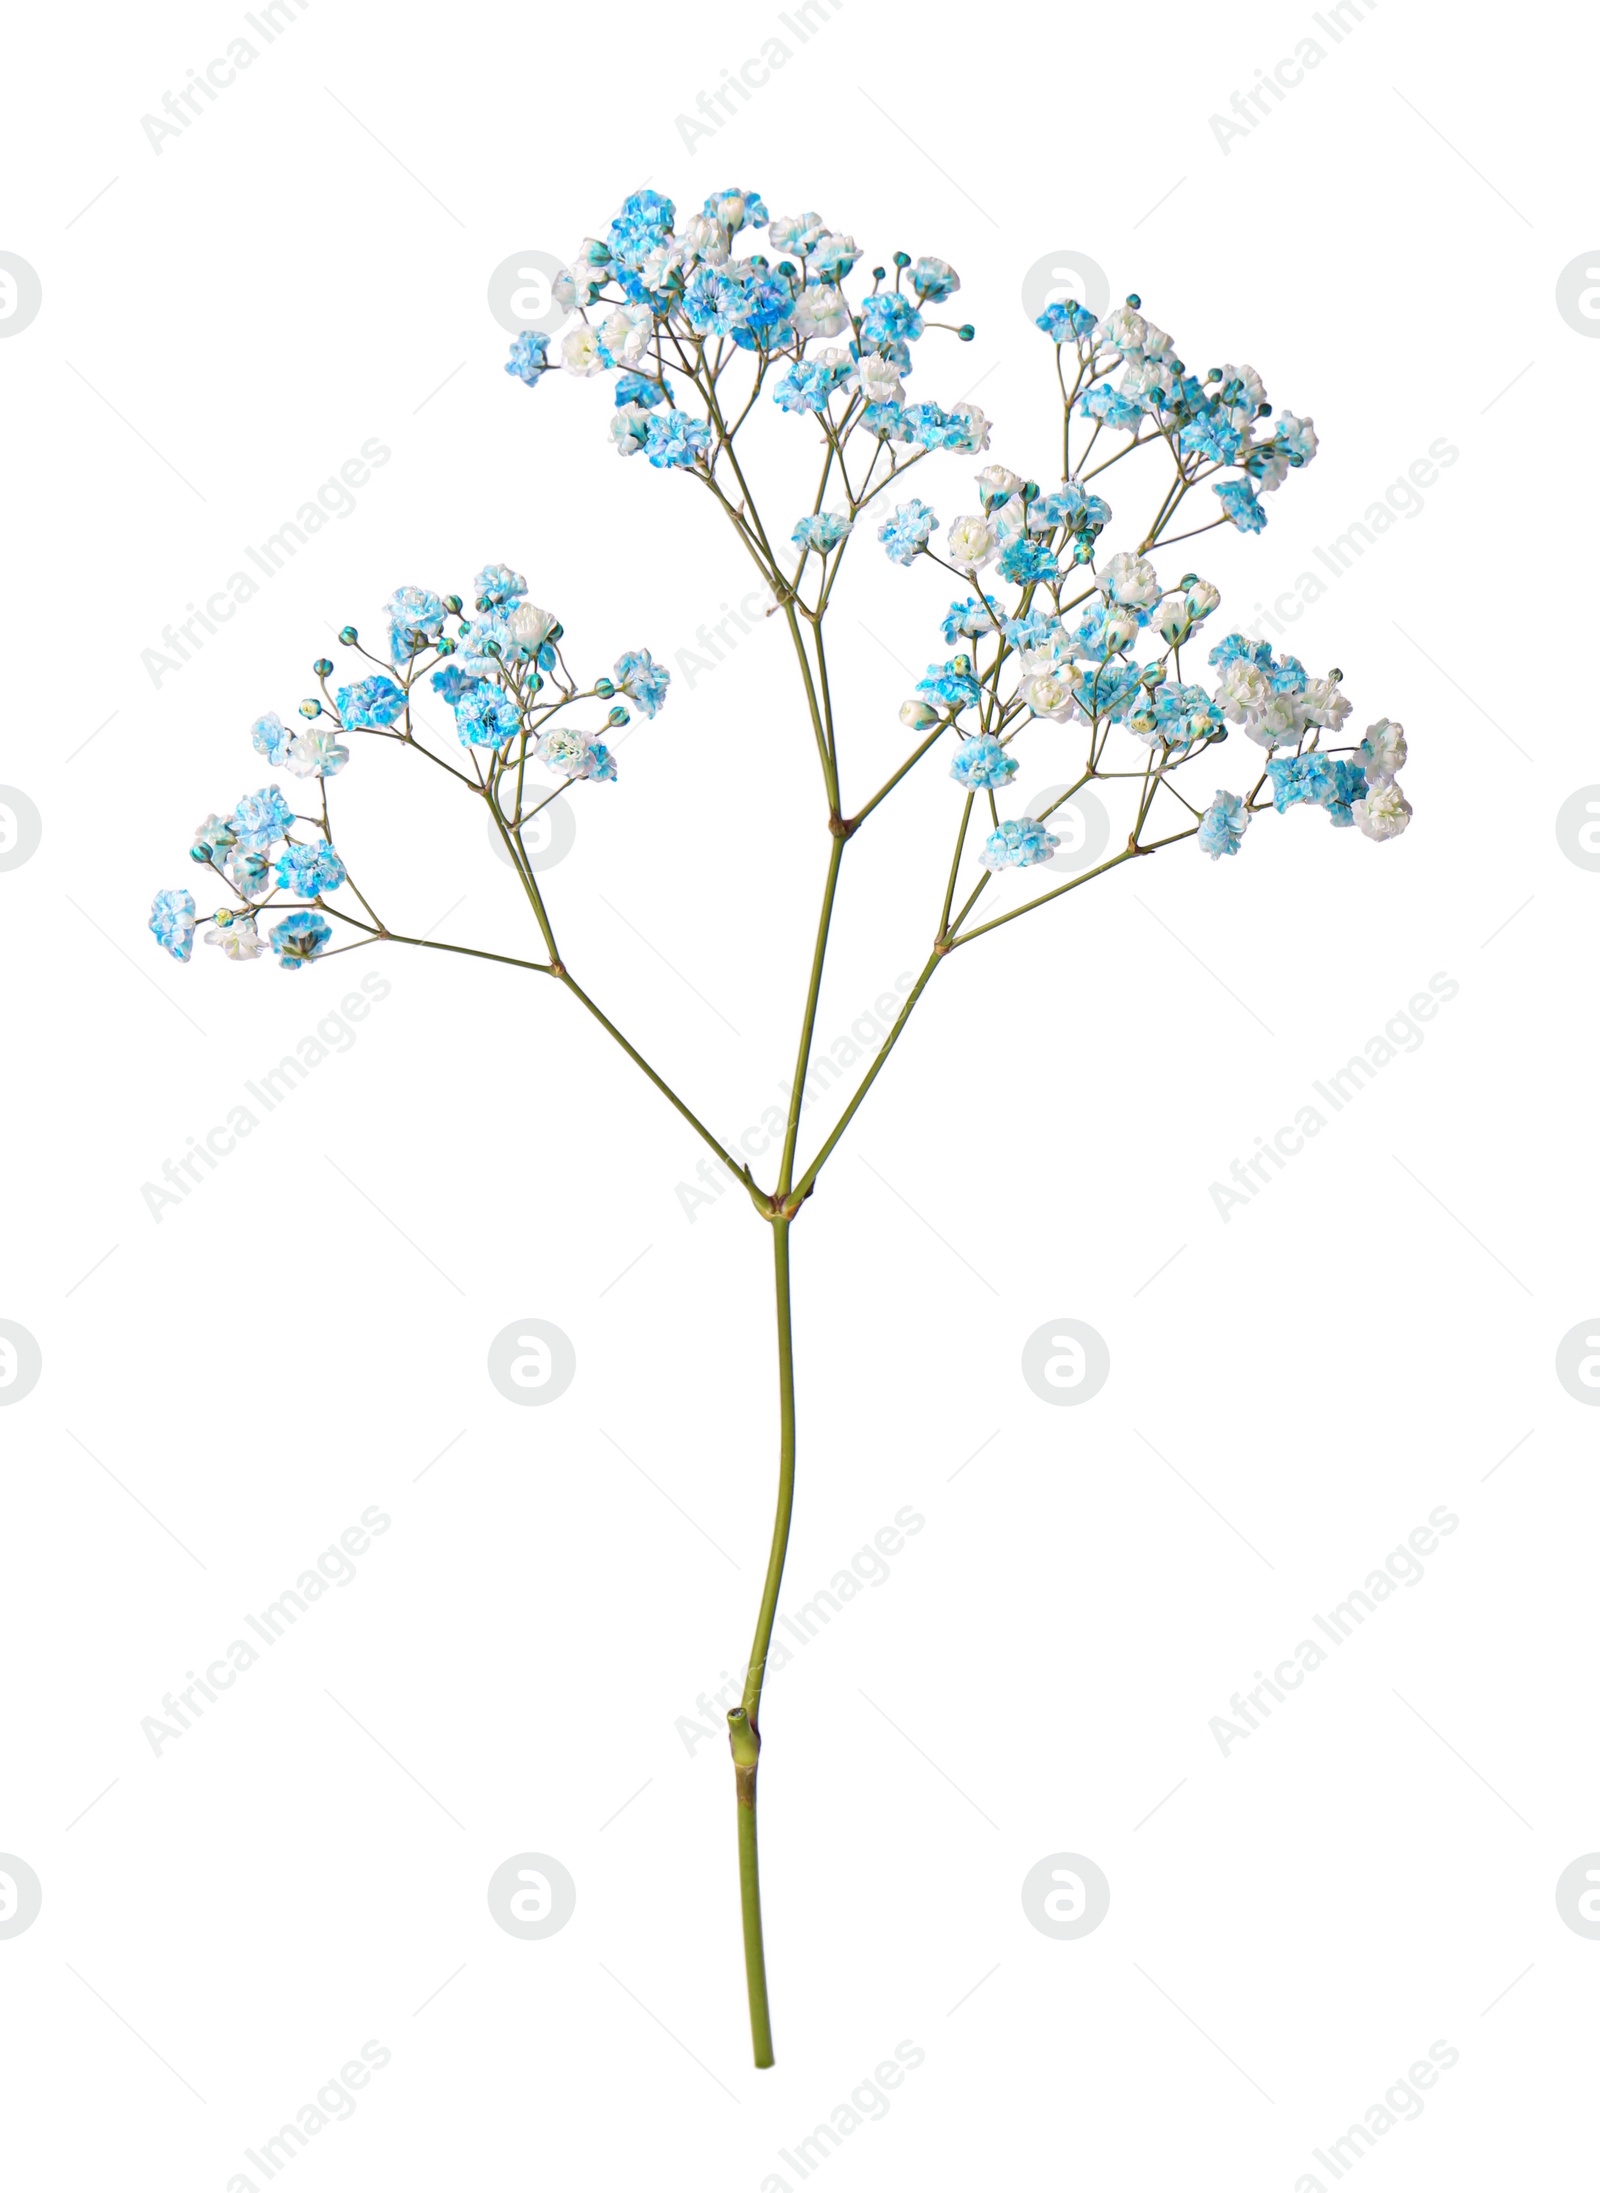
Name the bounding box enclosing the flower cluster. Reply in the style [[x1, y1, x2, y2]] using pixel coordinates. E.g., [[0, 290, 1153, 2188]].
[[150, 564, 669, 970]]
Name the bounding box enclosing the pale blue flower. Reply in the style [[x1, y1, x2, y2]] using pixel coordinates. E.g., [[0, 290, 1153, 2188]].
[[251, 711, 292, 766], [1214, 477, 1267, 533], [1197, 789, 1250, 860], [475, 565, 527, 609], [998, 538, 1059, 585], [386, 587, 446, 661], [337, 676, 407, 728], [1266, 754, 1367, 824], [878, 499, 937, 565], [611, 404, 652, 456], [910, 256, 959, 302], [231, 786, 296, 851], [944, 595, 1000, 642], [859, 293, 923, 347], [950, 735, 1017, 790], [269, 910, 332, 968], [615, 371, 672, 409], [149, 888, 196, 961], [792, 511, 854, 554], [274, 842, 347, 898], [227, 848, 271, 898], [614, 649, 671, 717], [506, 331, 552, 384], [1036, 299, 1098, 344], [644, 410, 710, 468], [982, 817, 1058, 869], [453, 685, 522, 748]]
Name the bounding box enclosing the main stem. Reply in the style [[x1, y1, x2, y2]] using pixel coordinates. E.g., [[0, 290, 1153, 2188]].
[[728, 1213, 797, 2069]]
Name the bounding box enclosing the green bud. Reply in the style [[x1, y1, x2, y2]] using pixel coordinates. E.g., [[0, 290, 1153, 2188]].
[[893, 250, 911, 268], [437, 636, 456, 655], [594, 677, 615, 698], [188, 844, 211, 863], [337, 626, 358, 646], [957, 323, 975, 342], [607, 705, 628, 727], [313, 657, 333, 677], [444, 594, 463, 614]]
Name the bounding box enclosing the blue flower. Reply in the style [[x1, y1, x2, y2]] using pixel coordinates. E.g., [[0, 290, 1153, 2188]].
[[1002, 608, 1061, 648], [773, 356, 851, 413], [251, 711, 292, 766], [1197, 790, 1250, 860], [453, 684, 523, 748], [897, 401, 954, 449], [506, 331, 551, 385], [683, 264, 795, 345], [1179, 412, 1245, 466], [859, 400, 905, 439], [1080, 385, 1144, 432], [810, 234, 861, 281], [231, 785, 296, 851], [430, 665, 487, 706], [1035, 481, 1111, 539], [1266, 754, 1367, 825], [878, 498, 937, 565], [614, 649, 671, 717], [950, 735, 1017, 790], [981, 816, 1058, 869], [615, 371, 672, 409], [859, 293, 923, 347], [149, 888, 196, 961], [274, 841, 347, 898], [917, 660, 981, 710], [792, 511, 854, 554], [1036, 299, 1098, 344], [998, 538, 1060, 586], [1214, 477, 1267, 533], [644, 410, 710, 468], [337, 676, 407, 728], [474, 565, 527, 609], [943, 595, 1000, 642], [269, 910, 332, 968], [386, 587, 446, 662]]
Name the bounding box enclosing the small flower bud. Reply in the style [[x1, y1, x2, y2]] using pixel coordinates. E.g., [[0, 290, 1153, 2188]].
[[337, 626, 358, 646], [607, 706, 628, 727], [893, 250, 911, 268], [313, 658, 333, 677], [188, 843, 212, 864], [214, 907, 234, 927], [900, 698, 940, 730], [299, 698, 321, 719], [957, 323, 975, 341], [436, 636, 456, 655], [594, 677, 615, 698], [443, 594, 463, 615]]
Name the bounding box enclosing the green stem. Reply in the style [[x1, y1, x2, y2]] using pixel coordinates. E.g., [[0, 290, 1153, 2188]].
[[730, 1214, 797, 2069]]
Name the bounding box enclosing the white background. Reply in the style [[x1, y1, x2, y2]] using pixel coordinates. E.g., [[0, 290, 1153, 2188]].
[[2, 1, 1596, 2185]]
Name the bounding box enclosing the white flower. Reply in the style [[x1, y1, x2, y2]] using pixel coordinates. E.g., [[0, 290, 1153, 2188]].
[[1220, 361, 1267, 424], [1358, 717, 1407, 779], [1185, 578, 1221, 621], [1300, 677, 1351, 734], [1244, 693, 1305, 750], [1119, 356, 1175, 407], [791, 284, 848, 340], [769, 211, 828, 255], [682, 213, 730, 265], [1156, 595, 1192, 645], [975, 463, 1024, 508], [900, 698, 940, 729], [561, 325, 607, 378], [1096, 550, 1162, 608], [1098, 603, 1143, 653], [946, 514, 998, 572], [507, 603, 558, 654], [609, 403, 650, 456], [1021, 667, 1083, 722], [285, 730, 350, 779], [1354, 777, 1412, 841], [857, 354, 904, 406], [1217, 659, 1273, 723], [599, 304, 652, 368], [206, 916, 269, 961], [1099, 304, 1148, 353]]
